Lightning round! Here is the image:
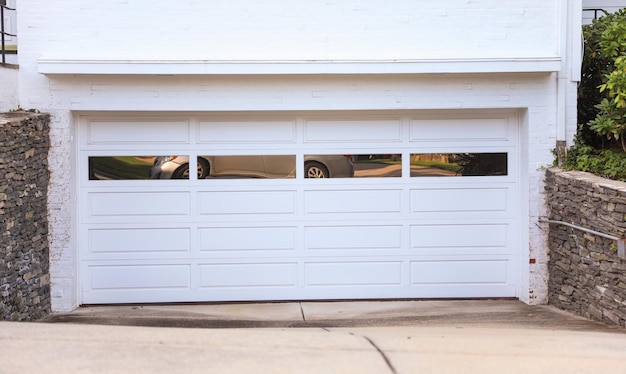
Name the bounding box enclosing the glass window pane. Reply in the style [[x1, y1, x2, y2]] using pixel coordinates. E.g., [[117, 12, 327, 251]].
[[89, 156, 167, 180], [304, 154, 354, 178], [351, 154, 401, 178], [410, 153, 507, 177], [303, 154, 400, 178], [199, 155, 296, 179], [150, 156, 191, 179]]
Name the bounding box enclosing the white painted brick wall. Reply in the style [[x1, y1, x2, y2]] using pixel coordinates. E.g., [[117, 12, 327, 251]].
[[40, 73, 557, 309], [18, 0, 560, 62], [0, 67, 18, 111], [12, 0, 578, 310]]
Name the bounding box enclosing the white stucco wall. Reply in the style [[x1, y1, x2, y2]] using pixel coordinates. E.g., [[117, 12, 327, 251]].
[[14, 0, 581, 311]]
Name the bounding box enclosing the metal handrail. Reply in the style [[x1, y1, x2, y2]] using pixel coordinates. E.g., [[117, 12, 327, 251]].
[[1, 3, 16, 65], [540, 219, 619, 241], [540, 218, 626, 259]]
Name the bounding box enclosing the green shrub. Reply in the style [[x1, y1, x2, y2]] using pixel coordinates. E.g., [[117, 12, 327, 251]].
[[562, 139, 626, 181], [565, 8, 626, 178]]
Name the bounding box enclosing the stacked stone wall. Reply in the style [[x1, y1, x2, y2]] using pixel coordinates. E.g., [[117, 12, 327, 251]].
[[546, 168, 626, 327], [0, 111, 51, 321]]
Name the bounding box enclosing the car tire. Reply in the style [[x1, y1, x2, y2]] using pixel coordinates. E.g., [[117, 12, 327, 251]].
[[197, 158, 210, 179], [172, 164, 190, 179], [305, 162, 329, 178], [172, 159, 211, 179]]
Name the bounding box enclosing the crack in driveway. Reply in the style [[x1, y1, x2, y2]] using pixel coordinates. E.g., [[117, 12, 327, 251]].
[[299, 302, 306, 322], [352, 333, 397, 374]]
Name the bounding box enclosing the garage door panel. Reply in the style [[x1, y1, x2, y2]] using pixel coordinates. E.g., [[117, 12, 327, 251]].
[[305, 225, 402, 250], [88, 265, 191, 290], [410, 118, 510, 143], [88, 228, 190, 253], [411, 224, 508, 248], [410, 260, 509, 285], [89, 192, 190, 217], [199, 227, 297, 251], [199, 263, 297, 288], [304, 189, 402, 214], [85, 120, 190, 145], [410, 187, 511, 215], [198, 191, 296, 215], [304, 120, 402, 143], [305, 262, 403, 286], [198, 120, 296, 144]]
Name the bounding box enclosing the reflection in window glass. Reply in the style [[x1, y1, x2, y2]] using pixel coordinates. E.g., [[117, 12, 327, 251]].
[[89, 156, 162, 180], [410, 153, 507, 177], [150, 156, 191, 179], [199, 155, 296, 179], [303, 154, 355, 178], [350, 154, 401, 178]]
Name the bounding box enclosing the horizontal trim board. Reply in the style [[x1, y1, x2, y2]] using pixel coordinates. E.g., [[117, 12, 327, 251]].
[[38, 57, 561, 75]]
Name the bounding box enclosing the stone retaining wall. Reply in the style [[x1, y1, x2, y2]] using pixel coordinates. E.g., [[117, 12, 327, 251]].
[[546, 168, 626, 327], [0, 111, 51, 321]]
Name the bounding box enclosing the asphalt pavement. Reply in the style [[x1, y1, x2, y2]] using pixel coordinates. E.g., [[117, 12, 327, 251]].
[[2, 300, 626, 373]]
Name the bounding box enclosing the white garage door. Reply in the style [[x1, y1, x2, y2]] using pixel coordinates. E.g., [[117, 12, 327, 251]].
[[78, 111, 520, 304]]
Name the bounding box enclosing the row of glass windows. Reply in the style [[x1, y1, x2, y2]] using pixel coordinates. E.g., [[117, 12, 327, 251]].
[[88, 153, 508, 180]]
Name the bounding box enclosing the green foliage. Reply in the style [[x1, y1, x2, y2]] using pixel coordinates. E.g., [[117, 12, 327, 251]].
[[89, 156, 153, 179], [590, 10, 626, 152], [562, 139, 626, 181], [577, 9, 626, 148], [410, 160, 461, 173], [589, 97, 626, 150], [578, 11, 613, 144], [568, 9, 626, 177], [599, 20, 626, 58]]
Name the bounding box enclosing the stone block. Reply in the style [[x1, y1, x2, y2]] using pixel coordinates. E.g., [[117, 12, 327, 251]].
[[603, 309, 623, 325], [561, 285, 574, 295]]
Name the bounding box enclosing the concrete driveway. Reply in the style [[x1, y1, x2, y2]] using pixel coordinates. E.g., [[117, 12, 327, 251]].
[[2, 300, 626, 373]]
